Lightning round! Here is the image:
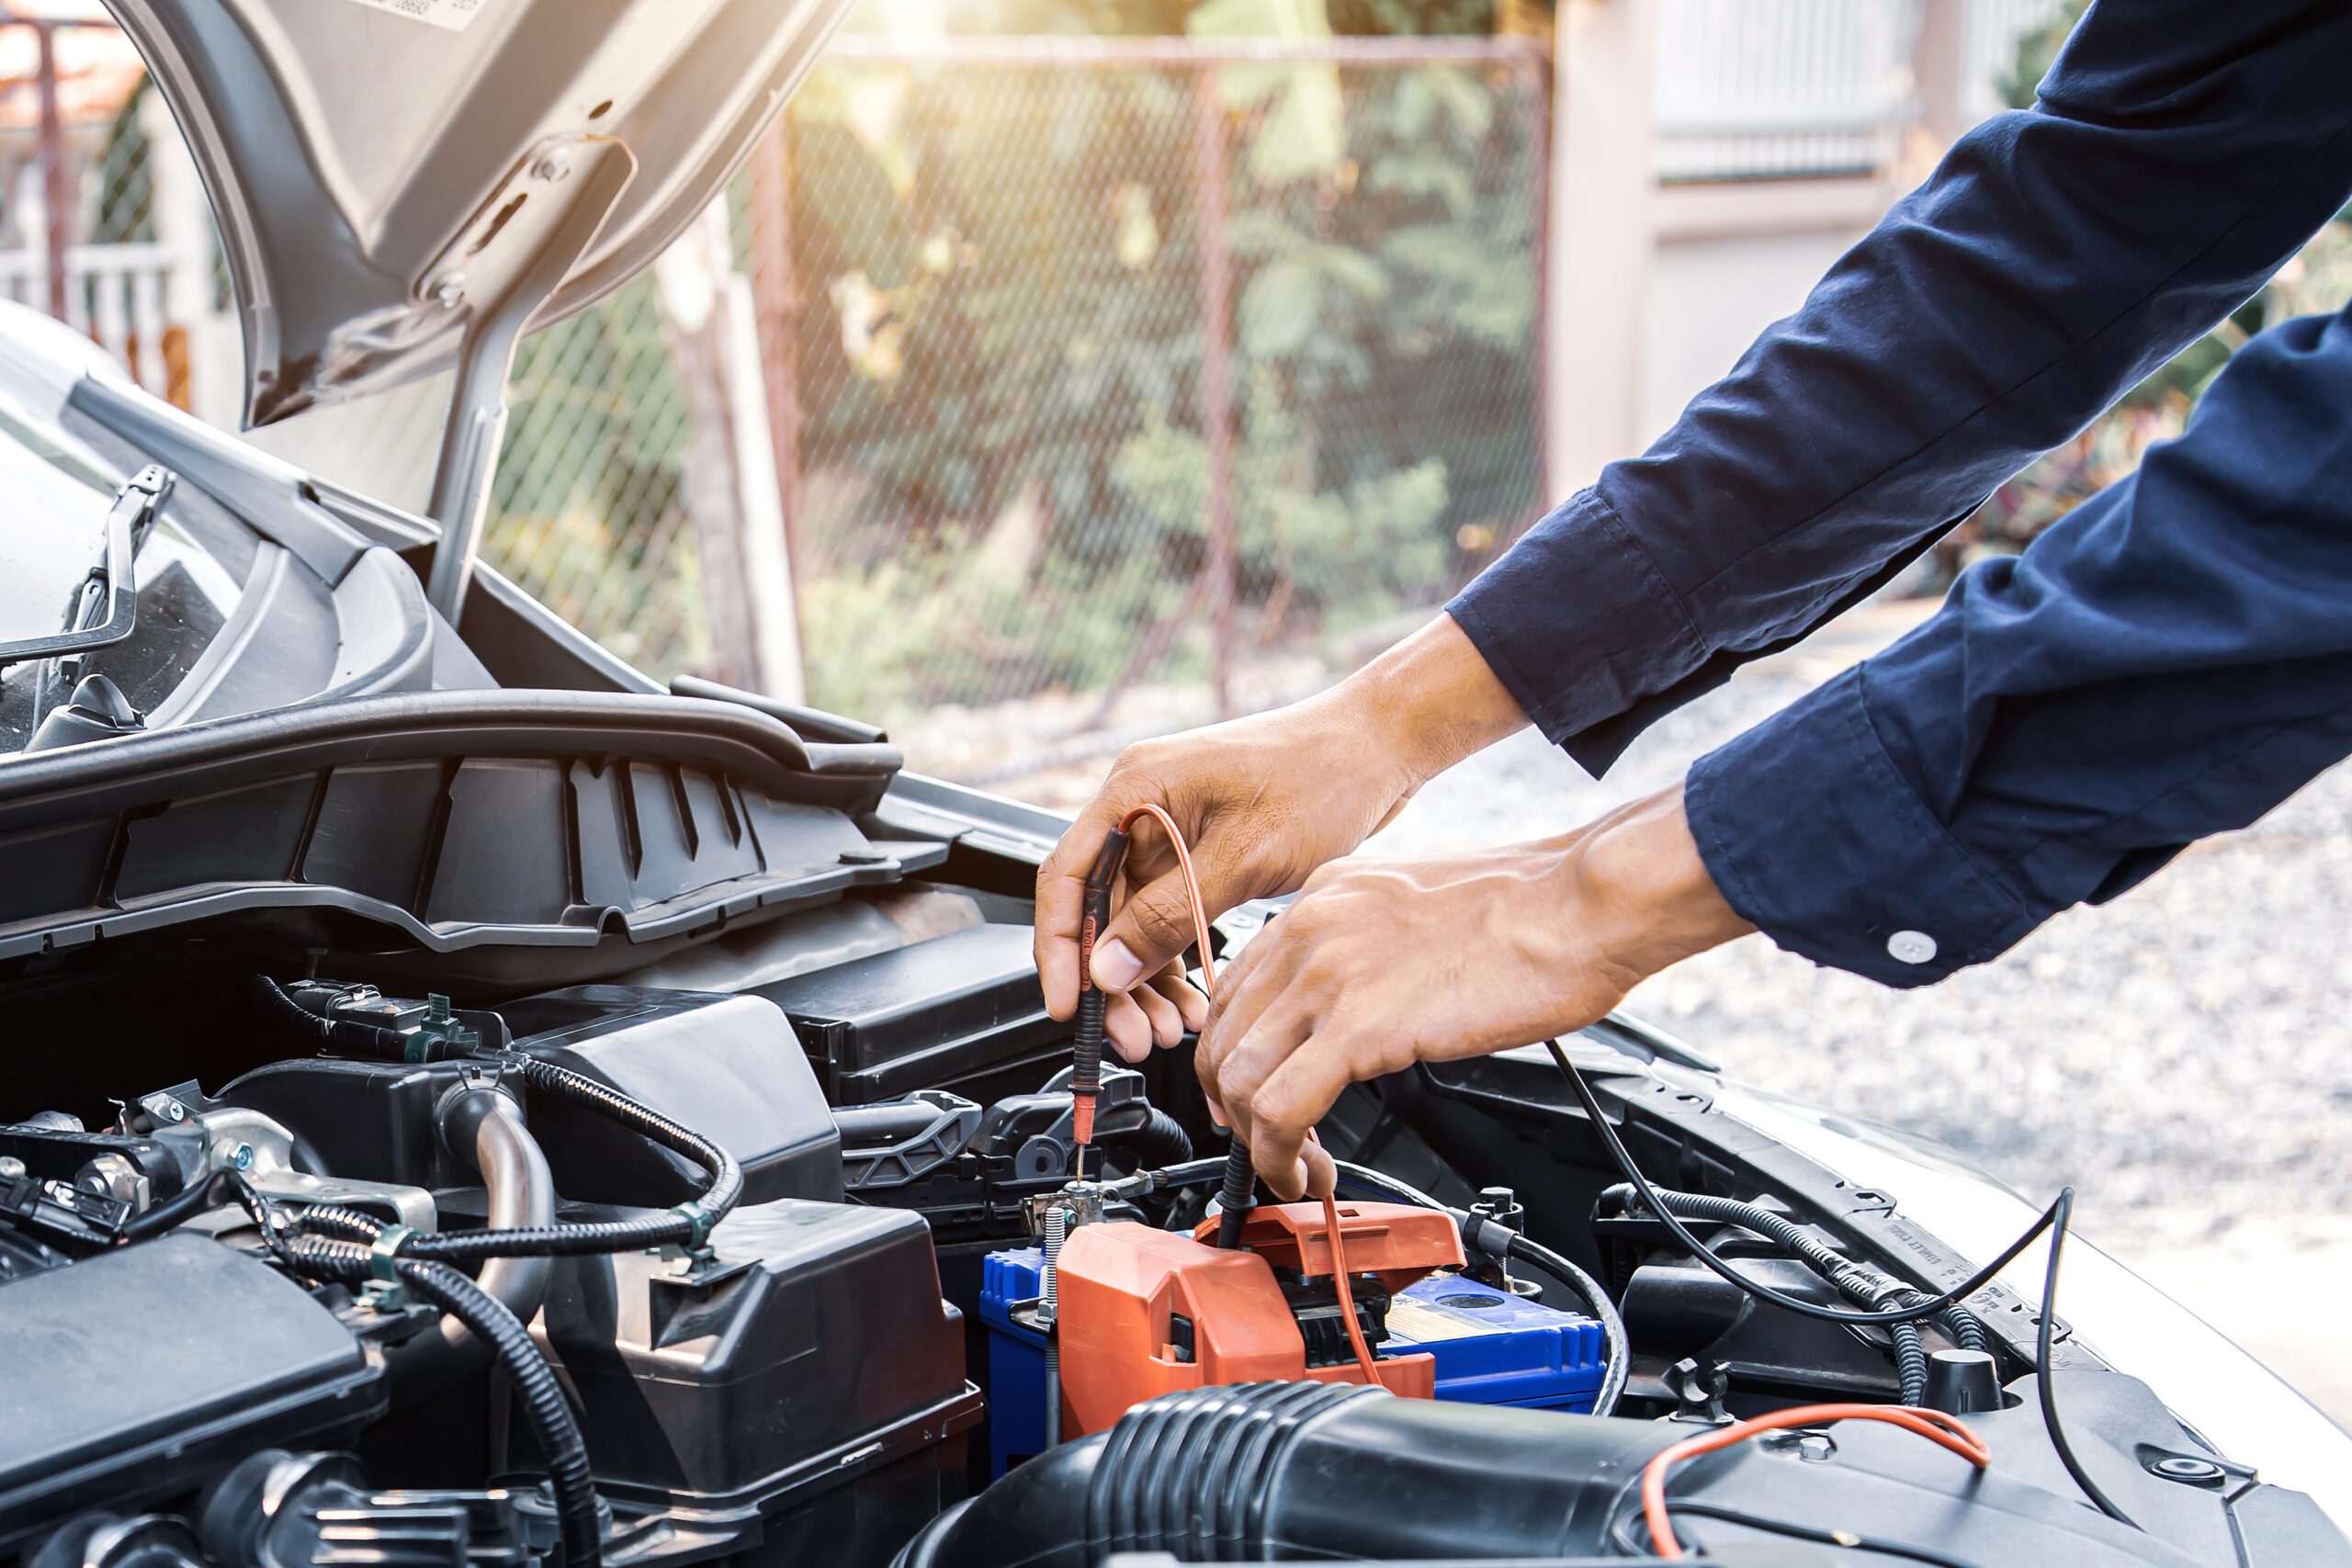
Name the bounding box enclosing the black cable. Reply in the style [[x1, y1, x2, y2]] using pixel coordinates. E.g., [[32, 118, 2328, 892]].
[[287, 1237, 601, 1568], [1545, 1039, 2059, 1328], [1613, 1184, 1970, 1403], [2034, 1188, 2137, 1527], [1892, 1318, 1931, 1406], [1545, 1040, 2135, 1530], [1498, 1230, 1630, 1417], [1214, 1139, 1256, 1248], [251, 975, 409, 1056], [294, 1058, 741, 1265], [1317, 1158, 1630, 1419]]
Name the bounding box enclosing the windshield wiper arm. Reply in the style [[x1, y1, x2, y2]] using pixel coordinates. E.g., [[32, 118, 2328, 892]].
[[0, 465, 175, 671]]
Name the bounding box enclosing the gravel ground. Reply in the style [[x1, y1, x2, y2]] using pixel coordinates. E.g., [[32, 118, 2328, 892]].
[[994, 599, 2352, 1422]]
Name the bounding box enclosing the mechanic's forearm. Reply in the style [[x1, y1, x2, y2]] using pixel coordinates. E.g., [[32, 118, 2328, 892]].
[[1195, 782, 1751, 1198], [1551, 784, 1756, 987], [1335, 612, 1531, 789]]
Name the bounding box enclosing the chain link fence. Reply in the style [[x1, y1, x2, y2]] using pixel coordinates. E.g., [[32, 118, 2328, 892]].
[[758, 39, 1550, 738], [12, 12, 2101, 779]]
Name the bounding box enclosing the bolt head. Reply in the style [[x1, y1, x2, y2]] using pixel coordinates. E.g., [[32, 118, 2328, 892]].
[[161, 1100, 187, 1122], [2151, 1455, 2226, 1484], [0, 1156, 24, 1179], [533, 153, 571, 182], [230, 1143, 254, 1171], [431, 277, 466, 308]]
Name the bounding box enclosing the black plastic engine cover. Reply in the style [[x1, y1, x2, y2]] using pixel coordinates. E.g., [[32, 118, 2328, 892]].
[[752, 922, 1066, 1106], [0, 1235, 382, 1551], [503, 987, 842, 1204], [536, 1198, 982, 1566]]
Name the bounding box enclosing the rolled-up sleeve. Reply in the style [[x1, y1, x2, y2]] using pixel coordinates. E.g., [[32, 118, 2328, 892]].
[[1690, 300, 2352, 984], [1450, 0, 2352, 773]]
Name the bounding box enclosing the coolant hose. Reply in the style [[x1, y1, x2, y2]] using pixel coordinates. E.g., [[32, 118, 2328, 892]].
[[437, 1085, 554, 1347], [286, 1237, 602, 1568], [898, 1382, 1676, 1568]]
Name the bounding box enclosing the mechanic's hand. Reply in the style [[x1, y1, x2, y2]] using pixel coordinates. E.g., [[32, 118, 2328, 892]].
[[1035, 615, 1531, 1058], [1197, 784, 1754, 1199]]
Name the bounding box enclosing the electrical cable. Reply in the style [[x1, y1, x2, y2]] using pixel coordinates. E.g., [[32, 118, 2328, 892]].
[[286, 1236, 601, 1568], [1544, 1039, 2136, 1530], [2033, 1187, 2137, 1528], [1323, 1160, 1627, 1416], [1640, 1402, 1990, 1558], [1549, 1039, 2051, 1328], [1611, 1183, 1983, 1404], [1100, 1148, 1633, 1412], [291, 1057, 741, 1263]]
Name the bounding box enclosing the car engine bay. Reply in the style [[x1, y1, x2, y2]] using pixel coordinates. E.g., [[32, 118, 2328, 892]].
[[1, 878, 2343, 1568]]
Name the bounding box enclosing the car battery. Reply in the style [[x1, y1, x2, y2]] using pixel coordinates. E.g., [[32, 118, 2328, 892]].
[[978, 1243, 1604, 1477], [1377, 1272, 1608, 1411]]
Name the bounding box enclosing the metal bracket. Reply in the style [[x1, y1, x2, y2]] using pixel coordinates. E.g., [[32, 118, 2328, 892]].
[[422, 135, 637, 622]]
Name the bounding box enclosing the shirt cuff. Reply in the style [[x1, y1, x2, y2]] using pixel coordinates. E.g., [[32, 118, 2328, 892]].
[[1447, 489, 1708, 760], [1683, 665, 2041, 987]]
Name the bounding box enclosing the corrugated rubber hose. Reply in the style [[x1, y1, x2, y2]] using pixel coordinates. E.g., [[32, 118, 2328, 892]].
[[286, 1236, 602, 1568]]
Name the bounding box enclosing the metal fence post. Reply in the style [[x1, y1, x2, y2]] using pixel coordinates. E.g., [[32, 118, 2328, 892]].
[[1193, 61, 1238, 721], [34, 18, 71, 321], [749, 121, 806, 641]]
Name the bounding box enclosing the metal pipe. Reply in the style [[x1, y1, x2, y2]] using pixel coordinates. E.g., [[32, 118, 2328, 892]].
[[437, 1085, 554, 1348]]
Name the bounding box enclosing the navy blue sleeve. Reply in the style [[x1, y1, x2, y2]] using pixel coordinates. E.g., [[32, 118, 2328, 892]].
[[1687, 300, 2352, 984], [1449, 0, 2352, 773]]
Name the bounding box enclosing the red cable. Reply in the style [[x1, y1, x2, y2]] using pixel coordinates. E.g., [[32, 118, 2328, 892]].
[[1640, 1404, 1991, 1559], [1114, 804, 1383, 1385]]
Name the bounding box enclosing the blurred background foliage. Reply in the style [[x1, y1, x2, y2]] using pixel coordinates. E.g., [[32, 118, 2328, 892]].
[[773, 0, 1545, 718]]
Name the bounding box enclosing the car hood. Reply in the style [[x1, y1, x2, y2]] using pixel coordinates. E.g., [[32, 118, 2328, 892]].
[[104, 0, 854, 428]]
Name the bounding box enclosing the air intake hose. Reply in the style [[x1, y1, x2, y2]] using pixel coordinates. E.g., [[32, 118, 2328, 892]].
[[897, 1382, 1674, 1568]]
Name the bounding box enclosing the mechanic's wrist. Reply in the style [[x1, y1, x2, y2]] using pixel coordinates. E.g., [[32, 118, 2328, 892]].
[[1336, 611, 1532, 791], [1544, 783, 1754, 987]]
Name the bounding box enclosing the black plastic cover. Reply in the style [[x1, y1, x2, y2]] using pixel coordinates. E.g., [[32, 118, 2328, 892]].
[[507, 987, 842, 1204], [0, 1234, 381, 1550], [537, 1198, 982, 1563], [0, 691, 939, 967], [754, 922, 1065, 1106]]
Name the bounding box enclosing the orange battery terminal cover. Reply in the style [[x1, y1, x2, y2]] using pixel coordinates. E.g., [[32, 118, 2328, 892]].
[[1053, 1201, 1466, 1438]]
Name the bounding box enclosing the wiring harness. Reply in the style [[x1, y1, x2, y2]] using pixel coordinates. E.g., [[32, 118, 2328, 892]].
[[1543, 1038, 2136, 1533]]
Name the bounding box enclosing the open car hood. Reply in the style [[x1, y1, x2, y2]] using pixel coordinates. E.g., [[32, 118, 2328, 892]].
[[105, 0, 854, 427]]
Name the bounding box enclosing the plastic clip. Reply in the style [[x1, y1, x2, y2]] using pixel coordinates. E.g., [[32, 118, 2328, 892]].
[[360, 1224, 414, 1311], [660, 1202, 719, 1266]]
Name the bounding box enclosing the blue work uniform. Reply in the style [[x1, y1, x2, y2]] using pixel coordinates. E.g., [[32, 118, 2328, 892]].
[[1448, 0, 2352, 986]]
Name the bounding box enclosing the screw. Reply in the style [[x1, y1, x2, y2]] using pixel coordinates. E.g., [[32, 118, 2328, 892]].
[[160, 1100, 186, 1122], [230, 1143, 254, 1172]]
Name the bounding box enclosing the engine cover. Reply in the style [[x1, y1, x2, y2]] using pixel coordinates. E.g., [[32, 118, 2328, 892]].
[[0, 1235, 381, 1552]]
